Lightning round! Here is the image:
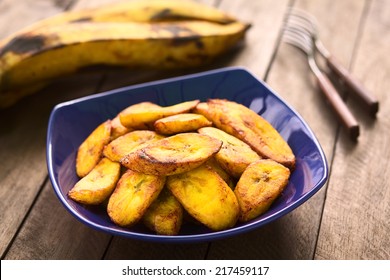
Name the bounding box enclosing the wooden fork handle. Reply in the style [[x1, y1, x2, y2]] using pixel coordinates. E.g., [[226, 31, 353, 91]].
[[315, 71, 360, 140], [326, 55, 379, 116]]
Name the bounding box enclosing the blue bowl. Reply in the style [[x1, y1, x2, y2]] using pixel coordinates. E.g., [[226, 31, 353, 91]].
[[47, 67, 328, 243]]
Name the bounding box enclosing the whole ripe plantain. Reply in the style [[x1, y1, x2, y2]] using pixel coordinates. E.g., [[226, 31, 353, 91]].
[[0, 0, 250, 108]]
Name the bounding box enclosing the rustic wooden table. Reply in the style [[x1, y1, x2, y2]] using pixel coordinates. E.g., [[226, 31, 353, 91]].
[[1, 0, 389, 260]]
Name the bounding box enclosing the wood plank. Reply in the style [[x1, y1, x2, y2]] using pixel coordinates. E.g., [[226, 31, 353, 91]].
[[217, 0, 289, 77], [0, 73, 108, 259], [0, 0, 87, 258], [315, 0, 390, 260], [4, 181, 111, 260], [206, 0, 367, 259], [0, 0, 75, 38], [0, 105, 48, 257]]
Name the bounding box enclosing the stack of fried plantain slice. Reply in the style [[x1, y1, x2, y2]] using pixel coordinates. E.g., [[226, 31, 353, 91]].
[[68, 99, 295, 235]]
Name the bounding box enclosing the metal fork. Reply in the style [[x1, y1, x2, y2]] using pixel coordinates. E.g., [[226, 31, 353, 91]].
[[283, 25, 360, 140], [285, 8, 379, 116]]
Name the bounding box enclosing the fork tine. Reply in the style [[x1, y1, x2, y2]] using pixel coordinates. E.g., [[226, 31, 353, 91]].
[[284, 7, 329, 56], [284, 25, 313, 42], [282, 25, 324, 78], [286, 7, 318, 31], [283, 36, 310, 55], [285, 16, 315, 35], [282, 26, 314, 55]]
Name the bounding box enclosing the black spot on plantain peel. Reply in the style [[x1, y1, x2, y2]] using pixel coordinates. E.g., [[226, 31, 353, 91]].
[[0, 34, 48, 56]]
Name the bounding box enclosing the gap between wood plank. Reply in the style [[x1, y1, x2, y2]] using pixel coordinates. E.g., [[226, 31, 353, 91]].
[[311, 0, 372, 260], [348, 0, 372, 72], [1, 177, 49, 259], [101, 236, 115, 260], [1, 79, 108, 260], [263, 0, 295, 82]]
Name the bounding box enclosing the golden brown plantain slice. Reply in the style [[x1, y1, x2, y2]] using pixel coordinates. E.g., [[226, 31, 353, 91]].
[[143, 187, 183, 235], [198, 126, 261, 178], [167, 164, 239, 231], [68, 157, 121, 205], [120, 133, 222, 175], [154, 113, 212, 135], [195, 99, 296, 169], [193, 102, 211, 119], [119, 100, 199, 129], [110, 115, 133, 140], [234, 159, 290, 222], [103, 130, 164, 162], [107, 169, 166, 227], [76, 120, 112, 177], [205, 157, 236, 189], [117, 101, 162, 130]]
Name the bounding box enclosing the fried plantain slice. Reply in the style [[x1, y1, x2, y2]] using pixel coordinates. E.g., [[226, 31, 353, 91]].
[[120, 133, 222, 175], [143, 187, 183, 235], [154, 113, 212, 135], [107, 169, 166, 227], [110, 115, 133, 140], [198, 126, 261, 178], [117, 101, 162, 130], [193, 102, 211, 119], [167, 164, 239, 231], [76, 120, 112, 177], [234, 159, 290, 222], [205, 157, 236, 189], [69, 157, 121, 205], [195, 99, 296, 169], [103, 130, 164, 162], [119, 100, 199, 129]]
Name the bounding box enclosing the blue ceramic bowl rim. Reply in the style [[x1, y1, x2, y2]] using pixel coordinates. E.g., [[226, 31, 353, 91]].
[[47, 66, 328, 243]]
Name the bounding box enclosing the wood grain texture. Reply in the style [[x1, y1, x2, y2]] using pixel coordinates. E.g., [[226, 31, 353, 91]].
[[315, 0, 390, 260], [4, 181, 111, 260], [0, 0, 85, 258], [0, 0, 75, 38], [0, 106, 47, 257], [217, 0, 289, 78], [0, 74, 107, 259]]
